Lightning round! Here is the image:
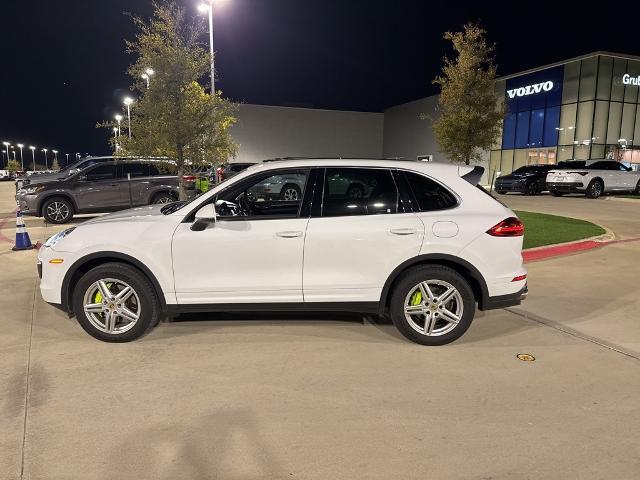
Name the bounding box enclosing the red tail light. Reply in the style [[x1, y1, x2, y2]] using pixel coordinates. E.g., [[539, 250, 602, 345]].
[[182, 175, 196, 181], [487, 217, 525, 237]]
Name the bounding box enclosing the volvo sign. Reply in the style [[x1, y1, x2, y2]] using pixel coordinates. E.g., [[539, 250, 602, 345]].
[[506, 81, 554, 98]]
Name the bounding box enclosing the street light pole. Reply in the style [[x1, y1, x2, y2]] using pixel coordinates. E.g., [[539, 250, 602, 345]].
[[115, 114, 122, 137], [17, 144, 24, 170], [124, 97, 134, 139], [198, 2, 216, 92], [29, 146, 36, 170], [42, 148, 48, 169], [53, 150, 58, 168], [2, 142, 9, 167], [141, 68, 154, 89], [65, 153, 69, 167]]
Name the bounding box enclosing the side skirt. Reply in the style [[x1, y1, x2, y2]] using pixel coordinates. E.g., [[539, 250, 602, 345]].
[[164, 302, 380, 315]]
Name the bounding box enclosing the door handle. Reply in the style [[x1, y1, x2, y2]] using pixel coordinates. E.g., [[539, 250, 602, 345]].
[[390, 228, 417, 235], [276, 231, 303, 238]]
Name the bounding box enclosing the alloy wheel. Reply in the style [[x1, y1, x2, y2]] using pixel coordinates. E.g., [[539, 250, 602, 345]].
[[282, 188, 299, 201], [82, 278, 141, 335], [46, 202, 70, 222], [403, 280, 463, 336]]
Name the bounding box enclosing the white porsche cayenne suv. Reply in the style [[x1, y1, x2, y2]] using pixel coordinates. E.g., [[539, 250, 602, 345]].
[[37, 158, 528, 345]]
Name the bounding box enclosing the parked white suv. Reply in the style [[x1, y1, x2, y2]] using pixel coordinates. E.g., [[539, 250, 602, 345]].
[[546, 159, 640, 198], [37, 159, 528, 345]]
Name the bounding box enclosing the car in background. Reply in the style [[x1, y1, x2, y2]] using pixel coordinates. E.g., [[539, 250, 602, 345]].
[[546, 159, 640, 198], [494, 164, 557, 195], [16, 159, 191, 224], [0, 169, 10, 181], [216, 162, 255, 183]]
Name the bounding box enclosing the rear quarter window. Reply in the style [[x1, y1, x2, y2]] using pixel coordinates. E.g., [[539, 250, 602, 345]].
[[404, 172, 458, 211]]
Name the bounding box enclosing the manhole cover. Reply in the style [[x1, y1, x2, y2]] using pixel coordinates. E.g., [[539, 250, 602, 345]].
[[516, 353, 535, 362]]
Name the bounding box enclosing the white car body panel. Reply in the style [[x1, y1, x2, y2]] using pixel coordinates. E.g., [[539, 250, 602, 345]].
[[38, 158, 526, 314]]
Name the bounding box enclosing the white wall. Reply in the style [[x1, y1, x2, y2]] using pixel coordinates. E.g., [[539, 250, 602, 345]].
[[231, 104, 384, 163]]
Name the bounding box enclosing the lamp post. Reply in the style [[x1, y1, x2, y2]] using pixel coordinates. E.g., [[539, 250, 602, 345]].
[[65, 153, 69, 167], [124, 97, 134, 139], [141, 68, 154, 89], [52, 150, 59, 169], [17, 144, 24, 170], [11, 149, 16, 161], [198, 1, 216, 92], [115, 114, 123, 137], [113, 127, 119, 153], [2, 142, 9, 167], [29, 146, 36, 170], [42, 148, 48, 169]]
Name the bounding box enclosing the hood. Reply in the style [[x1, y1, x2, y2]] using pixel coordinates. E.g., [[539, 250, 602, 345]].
[[80, 204, 168, 226]]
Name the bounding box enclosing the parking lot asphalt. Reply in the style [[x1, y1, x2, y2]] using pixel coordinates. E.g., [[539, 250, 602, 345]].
[[1, 181, 639, 479]]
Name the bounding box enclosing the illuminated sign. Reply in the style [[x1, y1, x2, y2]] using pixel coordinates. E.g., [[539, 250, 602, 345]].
[[622, 74, 640, 86], [506, 81, 554, 98]]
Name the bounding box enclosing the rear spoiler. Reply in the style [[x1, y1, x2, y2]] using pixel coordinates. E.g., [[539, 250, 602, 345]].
[[459, 166, 485, 186]]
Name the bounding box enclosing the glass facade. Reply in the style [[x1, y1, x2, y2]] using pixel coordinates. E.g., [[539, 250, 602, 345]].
[[491, 54, 640, 179]]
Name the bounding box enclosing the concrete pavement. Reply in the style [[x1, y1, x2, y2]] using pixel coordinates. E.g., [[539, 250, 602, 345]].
[[1, 182, 639, 479]]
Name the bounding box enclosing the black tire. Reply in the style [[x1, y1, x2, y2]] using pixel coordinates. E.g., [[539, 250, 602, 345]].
[[72, 262, 160, 342], [550, 190, 564, 197], [496, 191, 507, 195], [42, 197, 74, 224], [346, 183, 365, 199], [152, 191, 176, 204], [524, 182, 539, 196], [279, 183, 301, 201], [389, 265, 475, 346], [585, 179, 604, 199], [634, 180, 640, 196]]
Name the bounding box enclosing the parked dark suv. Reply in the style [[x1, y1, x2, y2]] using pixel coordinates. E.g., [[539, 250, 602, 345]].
[[16, 159, 185, 224], [494, 164, 557, 195]]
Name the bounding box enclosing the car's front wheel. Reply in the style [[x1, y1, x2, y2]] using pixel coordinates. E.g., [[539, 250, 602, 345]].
[[550, 190, 564, 197], [152, 192, 176, 204], [634, 180, 640, 195], [72, 262, 160, 342], [525, 182, 539, 196], [280, 184, 301, 201], [389, 265, 475, 346], [42, 197, 74, 224]]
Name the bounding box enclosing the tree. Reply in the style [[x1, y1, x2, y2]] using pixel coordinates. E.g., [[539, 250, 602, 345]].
[[432, 23, 505, 165], [7, 159, 20, 173], [51, 158, 60, 171], [102, 0, 238, 199]]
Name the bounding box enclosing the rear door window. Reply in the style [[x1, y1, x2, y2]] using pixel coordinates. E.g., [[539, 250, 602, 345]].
[[321, 168, 398, 217], [403, 171, 458, 211], [120, 163, 149, 178]]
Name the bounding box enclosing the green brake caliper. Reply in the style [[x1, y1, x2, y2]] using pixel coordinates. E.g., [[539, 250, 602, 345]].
[[410, 290, 422, 306]]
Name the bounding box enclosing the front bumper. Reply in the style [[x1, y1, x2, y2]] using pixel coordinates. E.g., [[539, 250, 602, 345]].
[[16, 193, 39, 215], [546, 181, 584, 193], [495, 181, 526, 192]]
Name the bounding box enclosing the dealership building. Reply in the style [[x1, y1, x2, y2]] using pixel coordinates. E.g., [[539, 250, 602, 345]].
[[231, 51, 640, 181]]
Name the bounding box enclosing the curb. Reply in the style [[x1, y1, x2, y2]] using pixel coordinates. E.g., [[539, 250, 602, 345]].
[[522, 222, 617, 263]]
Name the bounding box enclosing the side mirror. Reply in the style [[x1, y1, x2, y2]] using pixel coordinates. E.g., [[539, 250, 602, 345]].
[[78, 174, 88, 181], [191, 203, 216, 231]]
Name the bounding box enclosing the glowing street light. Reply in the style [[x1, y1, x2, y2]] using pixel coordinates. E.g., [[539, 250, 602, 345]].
[[29, 146, 36, 170], [2, 142, 10, 167], [65, 153, 69, 166], [115, 114, 123, 136], [52, 150, 59, 167], [141, 68, 155, 88], [197, 1, 219, 92], [42, 148, 48, 169], [124, 97, 134, 139], [17, 144, 25, 170]]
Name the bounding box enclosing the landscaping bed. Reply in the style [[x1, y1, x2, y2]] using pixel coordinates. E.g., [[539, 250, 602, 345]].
[[514, 210, 606, 250]]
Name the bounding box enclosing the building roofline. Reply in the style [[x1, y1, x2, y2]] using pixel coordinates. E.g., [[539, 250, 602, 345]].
[[497, 51, 640, 81]]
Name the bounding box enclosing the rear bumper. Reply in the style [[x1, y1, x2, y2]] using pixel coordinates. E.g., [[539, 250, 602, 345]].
[[547, 182, 584, 192], [480, 284, 528, 311]]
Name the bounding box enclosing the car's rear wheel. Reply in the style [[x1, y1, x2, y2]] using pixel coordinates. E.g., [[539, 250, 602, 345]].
[[496, 191, 507, 195], [42, 197, 74, 224], [634, 180, 640, 195], [586, 179, 604, 199], [550, 190, 564, 197], [152, 192, 176, 204], [72, 262, 160, 342], [280, 184, 301, 201], [389, 265, 475, 346], [525, 182, 539, 196]]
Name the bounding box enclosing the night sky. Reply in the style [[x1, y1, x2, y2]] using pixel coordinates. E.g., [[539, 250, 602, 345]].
[[1, 0, 640, 163]]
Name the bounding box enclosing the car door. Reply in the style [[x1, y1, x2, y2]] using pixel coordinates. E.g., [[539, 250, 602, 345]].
[[171, 168, 314, 304], [302, 167, 425, 303], [119, 162, 151, 206], [71, 163, 128, 210]]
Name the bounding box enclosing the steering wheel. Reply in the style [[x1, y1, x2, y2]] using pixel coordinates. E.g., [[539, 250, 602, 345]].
[[236, 193, 253, 217]]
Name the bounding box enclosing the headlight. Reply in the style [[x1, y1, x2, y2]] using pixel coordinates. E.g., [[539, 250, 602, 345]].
[[43, 227, 75, 248], [20, 185, 46, 195]]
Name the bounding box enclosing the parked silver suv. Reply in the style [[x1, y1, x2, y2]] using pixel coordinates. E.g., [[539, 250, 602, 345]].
[[16, 159, 185, 224]]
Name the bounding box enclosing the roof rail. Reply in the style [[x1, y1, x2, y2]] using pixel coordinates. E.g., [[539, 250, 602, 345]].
[[262, 156, 416, 163]]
